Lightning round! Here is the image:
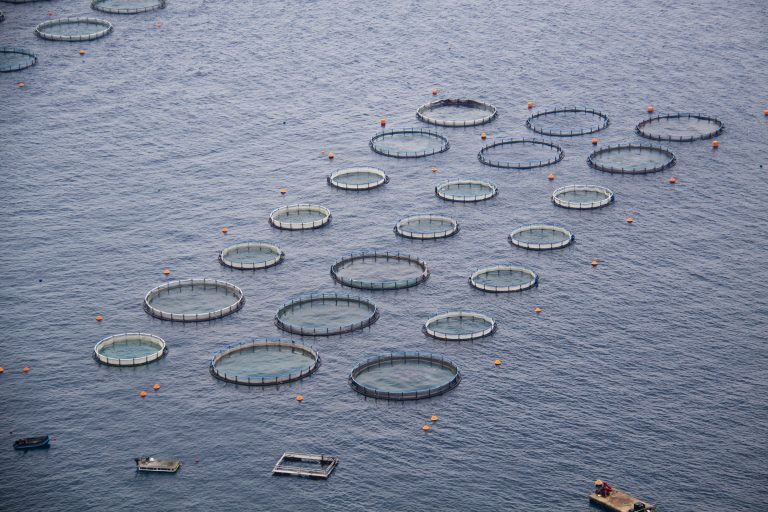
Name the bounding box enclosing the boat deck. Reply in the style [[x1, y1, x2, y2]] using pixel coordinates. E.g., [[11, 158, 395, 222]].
[[272, 452, 339, 479], [135, 457, 181, 473], [590, 489, 655, 512]]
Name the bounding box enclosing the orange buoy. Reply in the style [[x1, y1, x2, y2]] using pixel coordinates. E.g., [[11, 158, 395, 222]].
[[626, 217, 634, 224], [430, 415, 439, 422], [296, 395, 303, 402], [139, 390, 147, 398], [47, 10, 53, 16], [547, 174, 555, 181], [712, 140, 719, 149], [494, 359, 502, 366], [591, 137, 599, 145], [279, 187, 287, 195], [647, 106, 654, 113], [534, 307, 542, 314], [591, 260, 599, 267], [95, 315, 103, 322], [764, 109, 768, 117], [481, 132, 487, 140], [22, 367, 30, 373], [668, 177, 677, 184], [155, 21, 162, 28], [431, 89, 438, 95], [18, 82, 25, 88], [328, 152, 335, 159], [79, 50, 85, 56], [0, 367, 4, 374], [431, 166, 438, 173], [221, 227, 229, 234], [380, 118, 386, 127], [527, 101, 534, 109], [152, 383, 160, 391], [422, 425, 430, 431], [162, 267, 170, 276]]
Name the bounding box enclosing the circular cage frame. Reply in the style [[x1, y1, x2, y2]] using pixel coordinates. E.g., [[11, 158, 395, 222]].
[[330, 250, 430, 290], [394, 214, 460, 240], [275, 292, 379, 336], [35, 17, 113, 42], [478, 138, 564, 169], [0, 47, 37, 72], [93, 333, 167, 367], [269, 204, 331, 230], [587, 144, 676, 174], [636, 113, 724, 142], [219, 241, 284, 270], [143, 278, 245, 322], [469, 265, 538, 293], [525, 106, 610, 137], [435, 179, 498, 203], [369, 128, 450, 158], [349, 352, 461, 400], [508, 224, 574, 250], [424, 311, 496, 341], [209, 339, 320, 386], [327, 166, 389, 191], [416, 98, 498, 127], [91, 0, 166, 14], [552, 185, 614, 209]]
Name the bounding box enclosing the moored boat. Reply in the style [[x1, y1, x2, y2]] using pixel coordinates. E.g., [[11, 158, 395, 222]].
[[135, 456, 181, 473], [13, 435, 50, 450]]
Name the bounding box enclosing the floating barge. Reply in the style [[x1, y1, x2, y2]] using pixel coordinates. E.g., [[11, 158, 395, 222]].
[[135, 456, 181, 473], [13, 435, 50, 450], [272, 452, 339, 479], [590, 488, 655, 512]]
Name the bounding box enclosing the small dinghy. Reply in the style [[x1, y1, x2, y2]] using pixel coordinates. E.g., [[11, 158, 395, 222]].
[[13, 435, 50, 450], [135, 456, 181, 473]]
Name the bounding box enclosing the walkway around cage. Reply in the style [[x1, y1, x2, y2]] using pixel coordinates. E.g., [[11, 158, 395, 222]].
[[552, 185, 614, 209], [93, 333, 167, 367], [435, 179, 498, 202], [636, 113, 724, 142], [394, 214, 460, 240], [219, 242, 284, 270], [416, 98, 498, 127], [35, 18, 113, 42], [209, 339, 320, 386], [525, 106, 610, 137], [91, 0, 166, 14], [330, 250, 430, 290], [143, 278, 245, 322], [275, 292, 379, 336], [478, 138, 564, 169], [269, 204, 331, 230], [369, 128, 450, 158], [424, 311, 496, 341], [349, 352, 461, 400], [508, 224, 574, 250], [469, 265, 538, 293], [327, 167, 388, 191], [587, 144, 676, 174]]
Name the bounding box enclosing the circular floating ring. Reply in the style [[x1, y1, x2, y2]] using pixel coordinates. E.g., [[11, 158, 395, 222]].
[[144, 279, 245, 322], [435, 179, 498, 202], [330, 250, 429, 290], [469, 265, 538, 293], [91, 0, 166, 14], [636, 113, 724, 142], [327, 166, 388, 191], [275, 293, 379, 336], [526, 106, 610, 137], [424, 311, 496, 341], [588, 144, 676, 174], [269, 204, 331, 230], [394, 214, 459, 240], [508, 224, 574, 250], [0, 47, 37, 72], [35, 17, 113, 42], [219, 242, 284, 270], [93, 333, 167, 367], [210, 339, 319, 386], [478, 138, 564, 169], [369, 128, 449, 158], [349, 352, 461, 400], [552, 185, 614, 209], [416, 98, 498, 127]]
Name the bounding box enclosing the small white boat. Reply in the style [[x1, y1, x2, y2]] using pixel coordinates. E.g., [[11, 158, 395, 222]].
[[135, 456, 181, 473]]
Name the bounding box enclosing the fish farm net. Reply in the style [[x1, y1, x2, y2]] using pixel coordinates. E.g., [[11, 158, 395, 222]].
[[526, 107, 610, 136], [394, 214, 459, 240], [369, 128, 449, 158], [35, 18, 113, 42], [144, 279, 245, 322], [91, 0, 166, 14], [269, 204, 331, 230], [588, 144, 676, 174], [508, 224, 574, 250], [328, 167, 388, 191], [94, 333, 167, 366], [424, 311, 496, 341], [349, 352, 461, 400], [275, 293, 379, 336], [478, 138, 564, 169], [0, 48, 37, 72], [330, 250, 429, 290], [552, 185, 614, 209], [210, 339, 319, 386], [219, 242, 284, 270], [470, 265, 538, 293], [416, 98, 498, 127], [435, 179, 498, 202], [636, 113, 724, 142]]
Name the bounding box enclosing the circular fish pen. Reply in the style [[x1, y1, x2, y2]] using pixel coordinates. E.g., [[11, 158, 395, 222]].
[[91, 0, 166, 14], [144, 279, 245, 322], [0, 48, 37, 72], [35, 18, 113, 42], [416, 98, 498, 127], [394, 214, 459, 240], [526, 107, 610, 136], [219, 242, 284, 270], [269, 204, 331, 230], [508, 224, 574, 250], [435, 179, 498, 202], [636, 113, 724, 141], [210, 339, 319, 386], [469, 265, 538, 293], [328, 167, 388, 191], [349, 352, 461, 400], [275, 293, 379, 336], [424, 311, 496, 341], [369, 128, 449, 158], [552, 185, 614, 209], [330, 250, 429, 290], [93, 333, 167, 366], [478, 138, 564, 169], [588, 144, 676, 174]]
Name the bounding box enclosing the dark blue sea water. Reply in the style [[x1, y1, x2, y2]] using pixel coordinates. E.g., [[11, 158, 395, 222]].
[[2, 1, 767, 510]]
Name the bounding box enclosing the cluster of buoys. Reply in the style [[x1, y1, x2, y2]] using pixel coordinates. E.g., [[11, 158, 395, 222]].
[[0, 367, 34, 374]]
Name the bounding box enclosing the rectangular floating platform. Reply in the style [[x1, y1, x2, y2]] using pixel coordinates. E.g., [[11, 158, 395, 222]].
[[272, 452, 339, 479], [589, 489, 655, 512], [135, 457, 181, 473]]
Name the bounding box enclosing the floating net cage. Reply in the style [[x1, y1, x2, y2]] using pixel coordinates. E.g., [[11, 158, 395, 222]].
[[210, 339, 319, 386], [508, 224, 574, 250], [478, 138, 564, 169], [275, 293, 379, 336], [219, 242, 284, 270], [35, 18, 113, 42], [394, 214, 459, 240], [328, 167, 388, 191], [330, 250, 429, 290], [349, 352, 461, 400], [269, 204, 331, 230], [144, 279, 245, 322], [588, 144, 676, 174], [369, 128, 449, 158], [552, 185, 614, 209], [469, 265, 538, 293], [636, 113, 724, 142], [91, 0, 166, 14], [416, 98, 498, 127], [0, 47, 37, 72], [93, 333, 167, 367], [435, 179, 498, 202], [526, 107, 610, 136], [424, 311, 496, 341]]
